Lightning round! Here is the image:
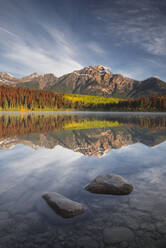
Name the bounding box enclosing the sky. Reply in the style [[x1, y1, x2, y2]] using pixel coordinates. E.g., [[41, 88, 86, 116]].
[[0, 0, 166, 80]]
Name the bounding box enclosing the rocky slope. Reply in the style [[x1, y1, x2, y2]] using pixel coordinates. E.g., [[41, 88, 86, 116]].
[[0, 72, 58, 89], [48, 65, 139, 98], [1, 65, 166, 98]]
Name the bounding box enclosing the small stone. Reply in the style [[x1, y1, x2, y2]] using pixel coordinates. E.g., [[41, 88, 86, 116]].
[[85, 174, 133, 195], [140, 223, 155, 231], [156, 240, 166, 248], [42, 192, 86, 218], [103, 226, 134, 244], [77, 236, 99, 248], [120, 241, 129, 248], [0, 212, 9, 220], [156, 222, 166, 234]]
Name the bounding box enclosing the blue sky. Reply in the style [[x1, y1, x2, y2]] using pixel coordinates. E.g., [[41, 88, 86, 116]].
[[0, 0, 166, 80]]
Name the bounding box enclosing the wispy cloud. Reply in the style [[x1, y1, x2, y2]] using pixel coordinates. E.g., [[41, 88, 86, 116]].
[[0, 26, 18, 38], [0, 24, 82, 77], [92, 0, 166, 56], [117, 67, 150, 81], [87, 41, 105, 55], [6, 42, 82, 76], [1, 0, 166, 80]]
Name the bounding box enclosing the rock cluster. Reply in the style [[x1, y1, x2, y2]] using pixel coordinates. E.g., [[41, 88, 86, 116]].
[[43, 174, 133, 219]]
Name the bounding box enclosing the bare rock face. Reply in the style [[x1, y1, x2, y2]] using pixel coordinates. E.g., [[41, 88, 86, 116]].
[[1, 65, 166, 97], [85, 174, 133, 195], [0, 72, 58, 89], [42, 192, 86, 218], [50, 65, 137, 97]]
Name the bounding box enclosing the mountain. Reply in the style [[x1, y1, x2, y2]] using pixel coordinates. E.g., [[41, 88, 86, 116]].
[[1, 65, 166, 98], [0, 72, 58, 89], [129, 76, 166, 98], [48, 65, 139, 98]]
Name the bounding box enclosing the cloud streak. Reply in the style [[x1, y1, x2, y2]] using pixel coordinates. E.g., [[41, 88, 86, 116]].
[[0, 0, 166, 80], [92, 0, 166, 56], [0, 23, 83, 77], [87, 41, 105, 55]]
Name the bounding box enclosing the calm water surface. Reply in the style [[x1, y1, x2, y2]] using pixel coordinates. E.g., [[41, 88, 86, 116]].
[[0, 112, 166, 248]]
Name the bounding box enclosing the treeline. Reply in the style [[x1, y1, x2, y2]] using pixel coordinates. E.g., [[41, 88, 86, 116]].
[[64, 94, 121, 105], [114, 94, 166, 112], [72, 94, 166, 111], [0, 85, 65, 111], [0, 85, 166, 112], [0, 85, 122, 111]]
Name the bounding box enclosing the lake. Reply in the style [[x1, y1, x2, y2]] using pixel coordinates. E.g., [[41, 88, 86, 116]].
[[0, 112, 166, 248]]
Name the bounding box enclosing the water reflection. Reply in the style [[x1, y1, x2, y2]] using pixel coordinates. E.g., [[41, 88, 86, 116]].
[[0, 112, 166, 247], [0, 112, 166, 157]]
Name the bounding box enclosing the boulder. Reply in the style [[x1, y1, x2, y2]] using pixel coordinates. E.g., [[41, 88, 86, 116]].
[[42, 192, 86, 218], [85, 174, 133, 195]]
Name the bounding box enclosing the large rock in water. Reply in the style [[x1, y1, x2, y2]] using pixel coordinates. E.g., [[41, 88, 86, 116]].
[[42, 192, 86, 218], [85, 174, 133, 195]]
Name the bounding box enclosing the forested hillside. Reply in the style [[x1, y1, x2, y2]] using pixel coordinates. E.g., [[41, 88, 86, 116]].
[[0, 85, 166, 112]]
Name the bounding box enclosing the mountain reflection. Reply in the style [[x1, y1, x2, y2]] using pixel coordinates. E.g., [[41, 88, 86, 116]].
[[0, 113, 166, 157]]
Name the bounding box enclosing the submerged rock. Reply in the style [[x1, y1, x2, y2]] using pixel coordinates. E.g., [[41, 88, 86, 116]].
[[42, 192, 86, 218], [103, 226, 134, 244], [85, 174, 133, 195]]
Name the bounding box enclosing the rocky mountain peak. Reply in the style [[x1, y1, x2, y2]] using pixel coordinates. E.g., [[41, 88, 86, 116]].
[[152, 76, 160, 79], [142, 76, 162, 84], [95, 64, 112, 74], [40, 73, 58, 79], [27, 72, 39, 79], [73, 65, 112, 79], [0, 72, 14, 79], [0, 65, 166, 98]]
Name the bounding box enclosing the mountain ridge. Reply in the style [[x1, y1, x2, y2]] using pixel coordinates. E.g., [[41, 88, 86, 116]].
[[0, 65, 166, 98]]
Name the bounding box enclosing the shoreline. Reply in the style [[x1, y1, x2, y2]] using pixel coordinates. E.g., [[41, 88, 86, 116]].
[[0, 111, 166, 115]]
